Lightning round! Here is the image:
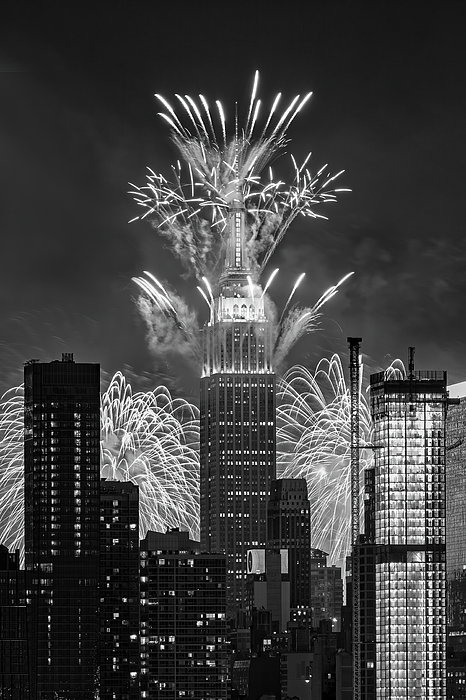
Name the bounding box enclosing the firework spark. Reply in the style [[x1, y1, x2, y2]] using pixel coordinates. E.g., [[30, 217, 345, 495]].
[[277, 356, 405, 567], [0, 373, 200, 562]]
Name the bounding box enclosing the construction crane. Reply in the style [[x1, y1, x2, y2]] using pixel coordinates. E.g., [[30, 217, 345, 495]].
[[348, 337, 362, 700]]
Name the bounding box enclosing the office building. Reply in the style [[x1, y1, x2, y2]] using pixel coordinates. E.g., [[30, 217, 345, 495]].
[[0, 545, 30, 698], [140, 530, 228, 700], [445, 389, 466, 697], [100, 480, 140, 700], [359, 467, 377, 700], [200, 194, 276, 612], [310, 549, 343, 631], [24, 354, 100, 699], [246, 548, 290, 635], [370, 361, 448, 699], [267, 478, 311, 612]]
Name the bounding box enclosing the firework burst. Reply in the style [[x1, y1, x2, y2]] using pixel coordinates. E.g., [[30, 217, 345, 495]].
[[129, 72, 348, 282], [0, 373, 200, 562], [130, 73, 351, 368], [278, 356, 371, 566]]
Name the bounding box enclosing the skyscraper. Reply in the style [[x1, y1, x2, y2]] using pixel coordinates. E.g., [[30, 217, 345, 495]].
[[444, 389, 466, 696], [0, 545, 30, 699], [140, 530, 228, 699], [370, 361, 448, 700], [267, 478, 311, 613], [99, 480, 140, 700], [200, 195, 276, 611], [24, 354, 100, 700]]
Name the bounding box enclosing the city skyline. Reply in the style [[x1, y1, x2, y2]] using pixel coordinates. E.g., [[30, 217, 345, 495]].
[[1, 4, 466, 398]]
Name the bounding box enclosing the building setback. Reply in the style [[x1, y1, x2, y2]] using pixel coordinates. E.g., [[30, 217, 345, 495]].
[[140, 530, 228, 700], [99, 480, 140, 700], [370, 363, 448, 700], [24, 354, 100, 700], [200, 197, 276, 613]]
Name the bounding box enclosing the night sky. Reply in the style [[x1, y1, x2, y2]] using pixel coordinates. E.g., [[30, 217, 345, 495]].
[[1, 2, 466, 399]]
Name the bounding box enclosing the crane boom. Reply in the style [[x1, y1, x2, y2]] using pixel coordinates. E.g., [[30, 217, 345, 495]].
[[348, 336, 362, 700]]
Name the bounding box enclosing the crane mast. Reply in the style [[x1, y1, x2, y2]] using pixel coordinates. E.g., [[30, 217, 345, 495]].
[[348, 337, 362, 700]]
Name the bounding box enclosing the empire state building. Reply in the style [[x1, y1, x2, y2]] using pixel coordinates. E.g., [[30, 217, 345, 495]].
[[200, 191, 276, 613]]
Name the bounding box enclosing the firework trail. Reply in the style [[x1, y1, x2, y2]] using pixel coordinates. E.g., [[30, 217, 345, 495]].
[[130, 73, 351, 368], [0, 373, 200, 562], [277, 356, 406, 567]]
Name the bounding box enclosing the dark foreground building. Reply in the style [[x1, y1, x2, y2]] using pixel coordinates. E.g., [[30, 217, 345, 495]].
[[140, 530, 228, 699], [100, 480, 140, 699], [0, 545, 30, 699], [24, 354, 100, 699]]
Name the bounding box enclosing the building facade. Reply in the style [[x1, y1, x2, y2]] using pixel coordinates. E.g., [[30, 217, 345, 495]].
[[140, 531, 228, 700], [445, 393, 466, 696], [370, 366, 448, 700], [200, 196, 276, 612], [309, 549, 343, 631], [267, 478, 311, 613], [24, 354, 100, 699], [0, 545, 30, 699], [99, 480, 140, 700]]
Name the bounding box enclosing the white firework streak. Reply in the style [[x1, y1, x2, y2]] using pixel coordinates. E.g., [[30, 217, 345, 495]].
[[277, 356, 373, 568], [0, 372, 200, 563]]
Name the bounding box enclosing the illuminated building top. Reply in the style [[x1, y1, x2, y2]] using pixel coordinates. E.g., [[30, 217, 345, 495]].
[[202, 190, 273, 377]]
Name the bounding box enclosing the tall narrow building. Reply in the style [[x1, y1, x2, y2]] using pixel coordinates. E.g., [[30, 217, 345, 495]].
[[267, 478, 311, 613], [24, 354, 100, 700], [99, 480, 140, 700], [200, 193, 276, 612], [370, 360, 448, 700]]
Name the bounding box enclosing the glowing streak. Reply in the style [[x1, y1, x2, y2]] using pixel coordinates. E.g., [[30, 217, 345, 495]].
[[261, 268, 279, 298], [202, 277, 215, 307], [280, 272, 306, 323], [215, 101, 227, 145], [246, 69, 259, 135]]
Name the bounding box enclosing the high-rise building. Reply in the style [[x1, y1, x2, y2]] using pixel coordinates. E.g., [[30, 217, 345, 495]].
[[358, 467, 377, 700], [24, 354, 100, 699], [444, 388, 466, 697], [200, 196, 276, 611], [309, 549, 343, 631], [99, 480, 140, 700], [370, 363, 449, 699], [267, 478, 311, 613], [0, 545, 30, 699], [140, 530, 228, 700]]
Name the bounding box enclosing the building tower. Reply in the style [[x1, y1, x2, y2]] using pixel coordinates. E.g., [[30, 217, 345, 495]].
[[370, 354, 448, 700], [267, 478, 311, 614], [24, 354, 100, 700], [0, 545, 30, 698], [99, 480, 140, 700], [140, 530, 228, 700], [200, 188, 276, 612]]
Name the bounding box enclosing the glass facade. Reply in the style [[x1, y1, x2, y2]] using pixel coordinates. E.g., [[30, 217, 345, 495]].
[[370, 371, 448, 700]]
